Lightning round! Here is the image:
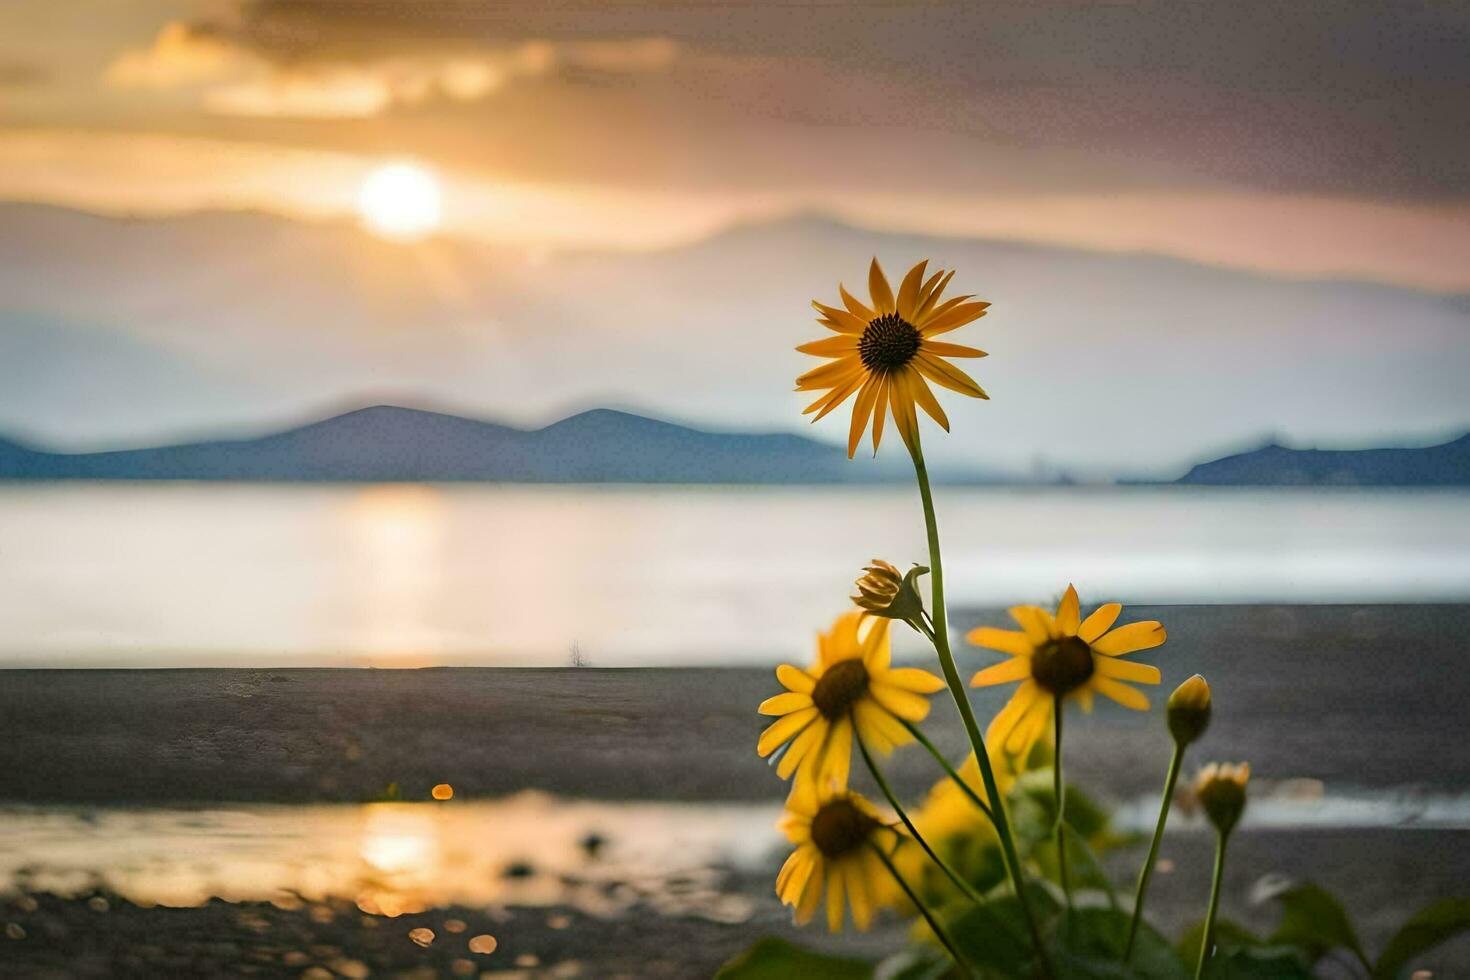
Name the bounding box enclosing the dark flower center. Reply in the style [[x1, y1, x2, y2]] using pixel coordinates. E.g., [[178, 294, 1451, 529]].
[[811, 659, 870, 719], [859, 313, 921, 372], [811, 798, 879, 858], [1030, 635, 1095, 697]]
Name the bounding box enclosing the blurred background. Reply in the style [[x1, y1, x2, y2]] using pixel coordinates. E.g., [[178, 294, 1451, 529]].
[[0, 2, 1467, 976]]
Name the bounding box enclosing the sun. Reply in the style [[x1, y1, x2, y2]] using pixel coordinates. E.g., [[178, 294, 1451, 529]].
[[357, 162, 443, 241]]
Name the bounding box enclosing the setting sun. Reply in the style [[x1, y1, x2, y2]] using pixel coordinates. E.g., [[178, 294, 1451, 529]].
[[357, 162, 442, 241]]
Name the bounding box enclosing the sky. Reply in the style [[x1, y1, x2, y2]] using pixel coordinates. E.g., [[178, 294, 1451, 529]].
[[1, 0, 1468, 474]]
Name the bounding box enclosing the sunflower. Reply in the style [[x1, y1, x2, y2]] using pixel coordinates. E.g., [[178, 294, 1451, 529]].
[[776, 780, 899, 931], [967, 585, 1167, 756], [758, 611, 945, 791], [797, 258, 990, 457]]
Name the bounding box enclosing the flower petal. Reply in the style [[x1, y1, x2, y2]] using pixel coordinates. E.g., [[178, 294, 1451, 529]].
[[794, 855, 824, 923], [826, 855, 847, 931], [796, 356, 863, 390], [868, 681, 932, 722], [914, 353, 988, 399], [777, 663, 816, 694], [759, 691, 815, 716], [870, 376, 889, 455], [1094, 676, 1151, 710], [970, 657, 1032, 688], [805, 372, 866, 422], [920, 341, 987, 358], [889, 370, 920, 454], [860, 618, 891, 672], [817, 717, 853, 792], [846, 375, 882, 458], [759, 706, 819, 756], [913, 269, 953, 323], [896, 260, 927, 321], [811, 301, 867, 335], [868, 258, 895, 314], [1094, 657, 1162, 685], [966, 626, 1033, 657], [855, 699, 912, 754], [1009, 695, 1053, 754], [920, 301, 990, 337], [1091, 622, 1167, 656], [883, 667, 945, 693], [1055, 585, 1081, 635], [846, 859, 874, 931], [907, 368, 950, 431], [840, 284, 876, 322], [1008, 606, 1054, 645], [797, 335, 860, 357], [776, 717, 828, 779], [1078, 603, 1122, 643]]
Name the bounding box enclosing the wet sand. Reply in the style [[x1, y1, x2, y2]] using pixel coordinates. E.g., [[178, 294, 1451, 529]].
[[1, 604, 1467, 976], [2, 605, 1466, 806]]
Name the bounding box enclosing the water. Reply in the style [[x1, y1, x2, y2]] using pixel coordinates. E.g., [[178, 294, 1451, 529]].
[[1, 483, 1467, 666], [4, 784, 1466, 913]]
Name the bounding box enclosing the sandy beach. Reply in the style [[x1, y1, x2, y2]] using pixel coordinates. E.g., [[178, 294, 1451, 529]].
[[2, 604, 1467, 976]]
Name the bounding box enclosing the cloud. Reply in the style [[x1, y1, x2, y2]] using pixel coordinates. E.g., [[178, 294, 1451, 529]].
[[168, 0, 1470, 201], [0, 60, 45, 88], [105, 20, 676, 118]]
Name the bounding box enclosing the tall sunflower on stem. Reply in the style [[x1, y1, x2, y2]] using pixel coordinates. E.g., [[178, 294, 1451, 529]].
[[797, 259, 1052, 974], [968, 585, 1166, 903], [797, 258, 989, 458]]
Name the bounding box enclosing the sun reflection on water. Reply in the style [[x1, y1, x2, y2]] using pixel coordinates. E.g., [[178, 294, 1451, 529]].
[[342, 485, 447, 665], [0, 794, 776, 923]]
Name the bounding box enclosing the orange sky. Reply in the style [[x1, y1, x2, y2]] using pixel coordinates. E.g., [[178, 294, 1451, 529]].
[[2, 0, 1468, 290]]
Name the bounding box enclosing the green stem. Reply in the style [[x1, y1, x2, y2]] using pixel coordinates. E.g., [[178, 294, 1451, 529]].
[[908, 429, 1051, 977], [856, 729, 986, 907], [1053, 697, 1071, 907], [871, 843, 975, 979], [1124, 742, 1184, 963], [1194, 833, 1229, 979], [898, 717, 994, 823]]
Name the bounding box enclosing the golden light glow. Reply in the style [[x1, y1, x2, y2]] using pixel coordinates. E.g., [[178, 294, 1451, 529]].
[[357, 162, 443, 241]]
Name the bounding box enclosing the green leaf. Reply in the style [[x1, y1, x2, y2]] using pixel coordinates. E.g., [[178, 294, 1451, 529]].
[[1200, 946, 1314, 979], [715, 937, 873, 979], [874, 948, 954, 980], [1266, 883, 1369, 968], [1053, 905, 1190, 979], [1176, 918, 1260, 966], [1373, 898, 1470, 980], [946, 883, 1061, 977]]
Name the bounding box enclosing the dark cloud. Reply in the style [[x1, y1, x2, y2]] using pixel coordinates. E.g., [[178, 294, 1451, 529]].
[[0, 60, 45, 88], [127, 1, 1470, 198]]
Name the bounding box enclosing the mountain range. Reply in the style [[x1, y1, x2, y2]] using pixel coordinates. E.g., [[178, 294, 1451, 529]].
[[0, 405, 914, 483], [1177, 433, 1470, 486], [2, 202, 1468, 478], [0, 404, 1464, 485]]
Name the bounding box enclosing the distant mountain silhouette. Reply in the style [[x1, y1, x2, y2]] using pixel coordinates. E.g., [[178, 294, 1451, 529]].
[[1176, 434, 1470, 486], [0, 405, 939, 483]]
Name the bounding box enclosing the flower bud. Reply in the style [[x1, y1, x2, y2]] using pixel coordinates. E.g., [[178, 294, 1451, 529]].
[[851, 560, 929, 629], [1194, 762, 1250, 837], [1167, 674, 1212, 746]]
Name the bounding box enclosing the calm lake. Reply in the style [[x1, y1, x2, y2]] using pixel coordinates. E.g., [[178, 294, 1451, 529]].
[[2, 483, 1467, 666]]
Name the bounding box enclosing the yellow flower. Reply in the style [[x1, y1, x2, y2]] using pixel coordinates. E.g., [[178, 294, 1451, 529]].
[[758, 612, 945, 790], [967, 584, 1167, 756], [797, 258, 990, 458], [1194, 762, 1250, 836], [776, 781, 899, 931]]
